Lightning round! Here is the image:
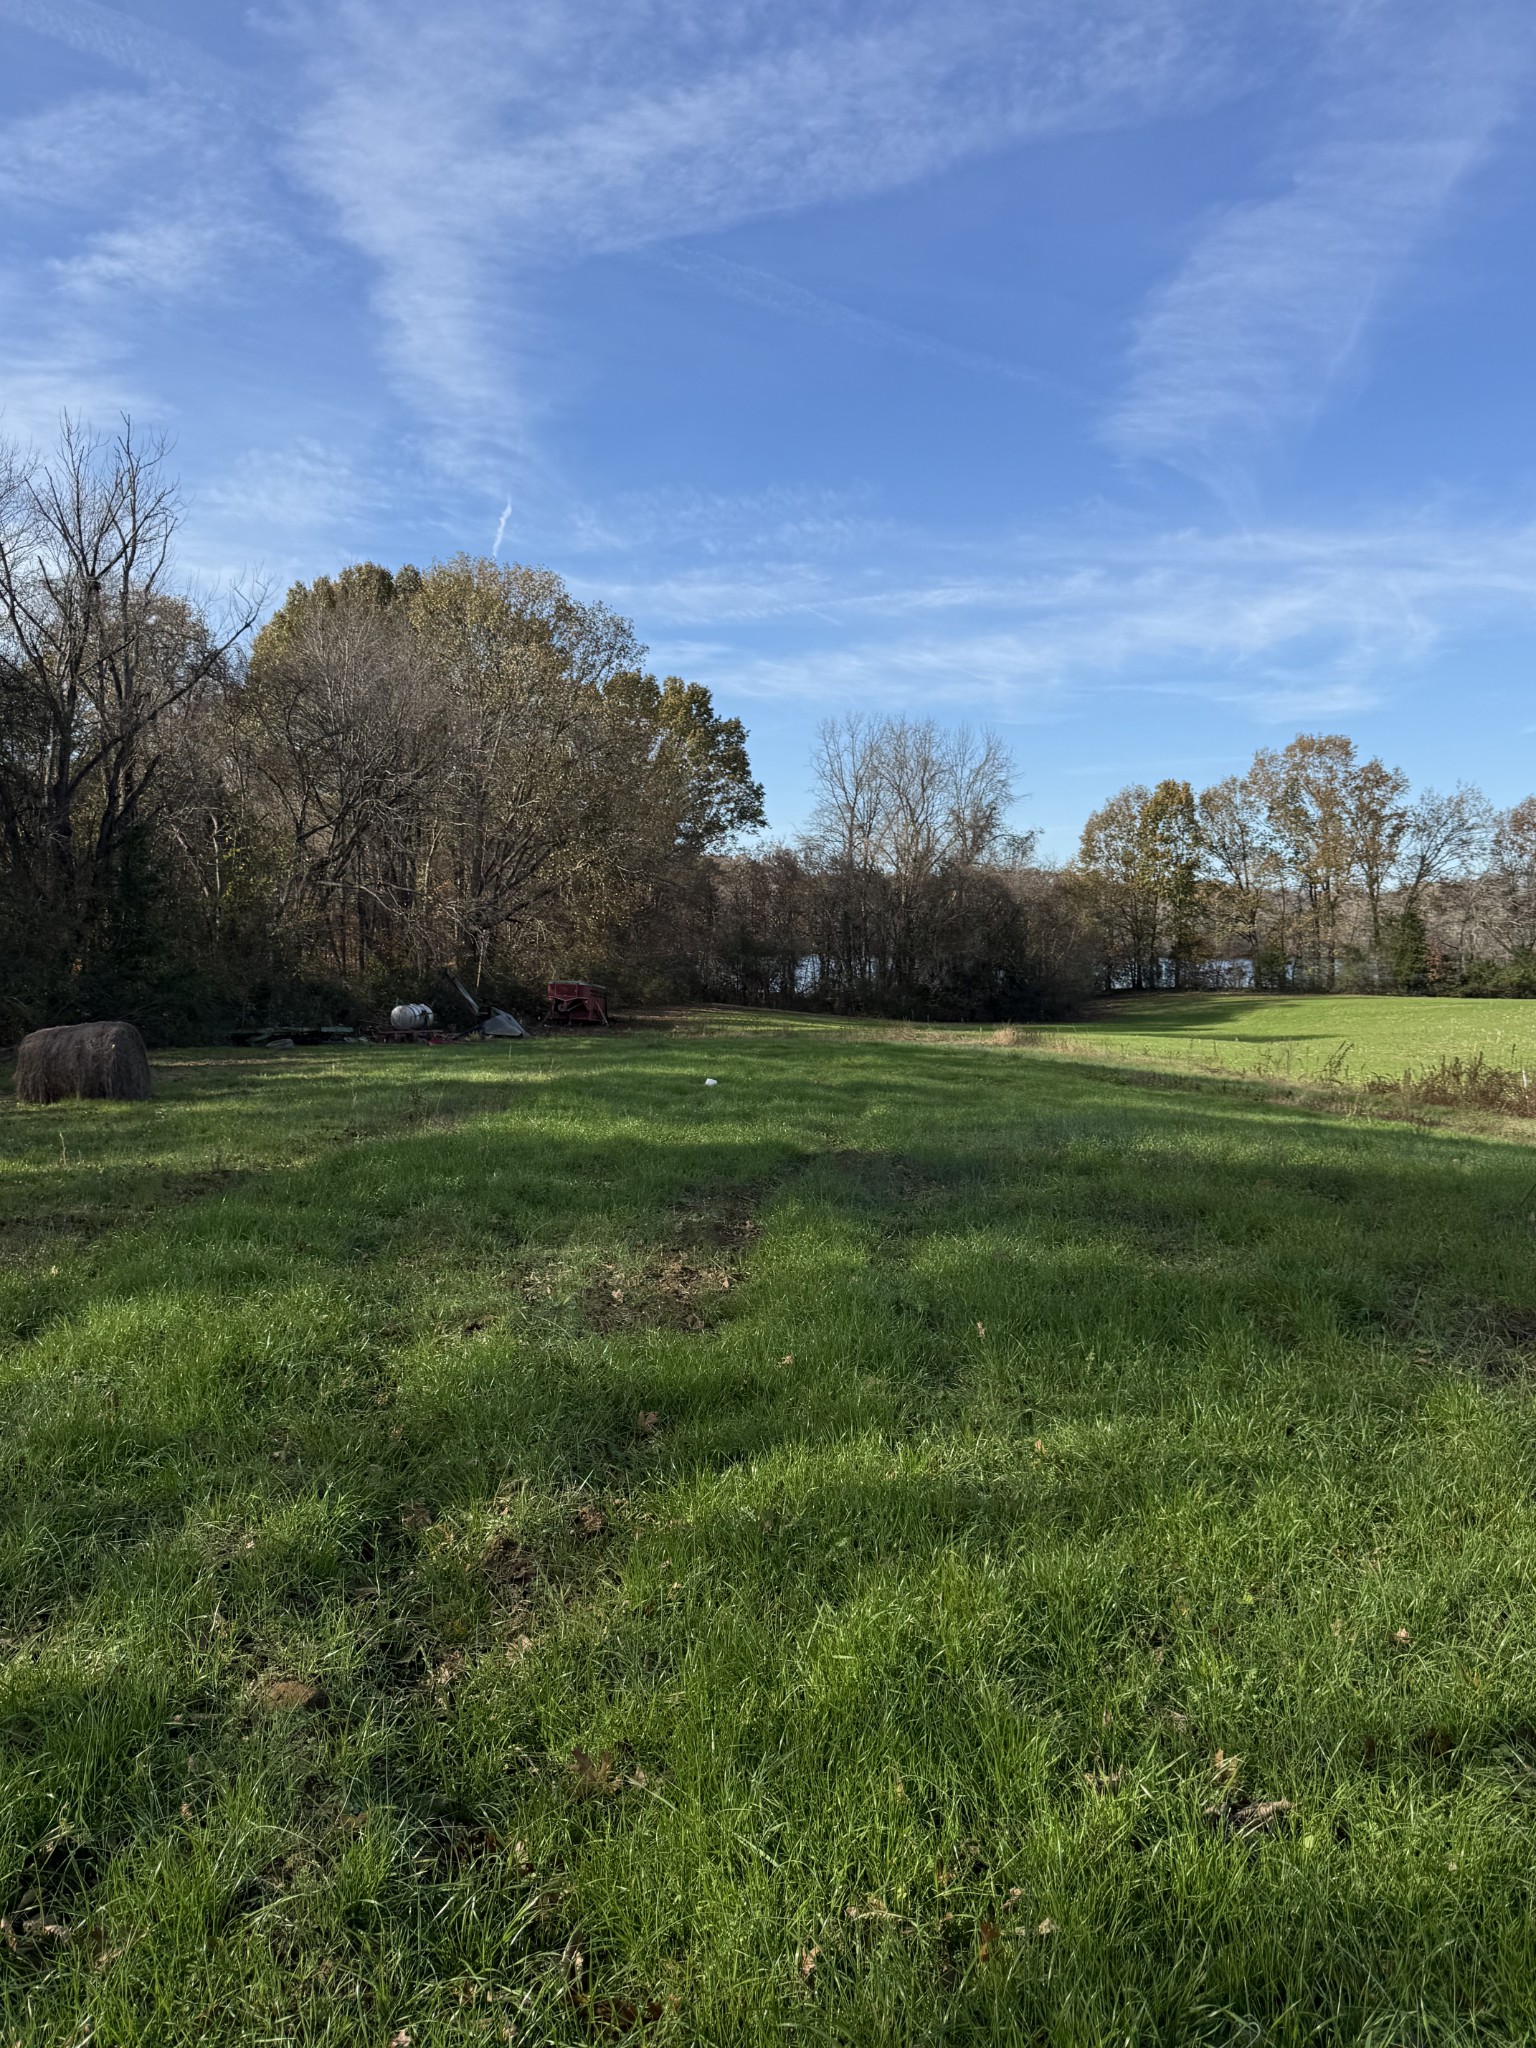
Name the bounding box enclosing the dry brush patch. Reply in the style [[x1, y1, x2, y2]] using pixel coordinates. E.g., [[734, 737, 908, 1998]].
[[1362, 1051, 1536, 1118]]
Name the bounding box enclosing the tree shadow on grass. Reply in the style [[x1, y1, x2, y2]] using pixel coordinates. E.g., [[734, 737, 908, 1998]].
[[4, 1043, 1536, 2034], [1081, 992, 1362, 1043], [4, 1045, 1531, 1602]]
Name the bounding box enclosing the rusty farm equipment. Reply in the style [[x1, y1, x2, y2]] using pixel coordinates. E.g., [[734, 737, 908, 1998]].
[[546, 980, 609, 1027]]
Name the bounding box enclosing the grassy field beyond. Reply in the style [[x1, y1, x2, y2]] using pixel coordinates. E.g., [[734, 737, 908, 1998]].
[[1021, 991, 1536, 1085], [5, 1022, 1536, 2042]]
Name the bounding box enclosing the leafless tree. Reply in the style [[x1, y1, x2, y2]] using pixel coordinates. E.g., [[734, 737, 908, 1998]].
[[1488, 798, 1536, 955], [1395, 785, 1491, 907], [802, 715, 1022, 1006], [0, 419, 256, 997], [233, 592, 447, 973]]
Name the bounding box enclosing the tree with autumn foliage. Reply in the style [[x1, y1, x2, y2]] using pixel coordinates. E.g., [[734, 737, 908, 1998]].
[[1076, 778, 1203, 990], [172, 556, 765, 1001]]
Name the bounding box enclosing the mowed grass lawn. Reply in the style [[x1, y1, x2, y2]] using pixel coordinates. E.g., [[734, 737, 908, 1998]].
[[5, 1019, 1536, 2042], [1024, 992, 1536, 1085]]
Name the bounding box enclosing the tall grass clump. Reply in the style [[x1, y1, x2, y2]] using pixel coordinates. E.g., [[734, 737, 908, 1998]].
[[1363, 1049, 1536, 1117]]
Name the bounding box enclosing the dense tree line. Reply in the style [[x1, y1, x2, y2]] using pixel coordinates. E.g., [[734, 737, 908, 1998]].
[[1071, 739, 1536, 995], [0, 426, 765, 1036], [0, 425, 1081, 1036], [5, 425, 1535, 1040]]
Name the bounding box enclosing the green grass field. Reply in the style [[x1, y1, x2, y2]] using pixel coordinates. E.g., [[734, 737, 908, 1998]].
[[5, 1014, 1536, 2042], [1020, 992, 1536, 1086]]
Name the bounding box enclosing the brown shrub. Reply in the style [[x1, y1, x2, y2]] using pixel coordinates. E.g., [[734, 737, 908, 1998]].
[[1363, 1052, 1536, 1118]]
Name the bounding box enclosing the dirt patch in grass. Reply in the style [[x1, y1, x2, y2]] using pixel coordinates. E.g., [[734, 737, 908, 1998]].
[[580, 1185, 764, 1333], [1391, 1297, 1536, 1381], [514, 1186, 765, 1334], [412, 1817, 517, 1875], [481, 1534, 541, 1604], [1448, 1304, 1536, 1382], [671, 1183, 763, 1251], [479, 1509, 610, 1613], [1205, 1797, 1295, 1837], [0, 1212, 112, 1268], [585, 1249, 741, 1333], [0, 1167, 250, 1276], [252, 1676, 328, 1715]]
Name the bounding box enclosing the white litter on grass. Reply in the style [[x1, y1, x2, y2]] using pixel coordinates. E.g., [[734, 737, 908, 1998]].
[[704, 1077, 718, 1086]]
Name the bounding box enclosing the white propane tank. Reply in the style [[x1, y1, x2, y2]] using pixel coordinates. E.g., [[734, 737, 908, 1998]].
[[390, 1003, 435, 1031]]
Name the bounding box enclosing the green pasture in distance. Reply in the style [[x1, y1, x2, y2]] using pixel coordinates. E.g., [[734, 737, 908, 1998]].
[[1025, 990, 1536, 1082], [3, 1024, 1536, 2042]]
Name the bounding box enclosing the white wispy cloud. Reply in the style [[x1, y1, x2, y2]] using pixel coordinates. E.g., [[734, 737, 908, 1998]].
[[0, 9, 290, 446], [0, 89, 197, 211], [0, 261, 150, 445], [53, 213, 237, 304], [274, 0, 1243, 445], [5, 0, 1533, 765], [0, 0, 247, 105], [179, 438, 396, 591], [604, 509, 1536, 721], [1108, 0, 1536, 486]]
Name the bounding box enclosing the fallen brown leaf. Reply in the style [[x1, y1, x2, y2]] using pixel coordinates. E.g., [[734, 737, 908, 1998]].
[[1, 1914, 72, 1952], [569, 1746, 623, 1797], [1083, 1764, 1125, 1796], [254, 1677, 326, 1714], [846, 1894, 905, 1924]]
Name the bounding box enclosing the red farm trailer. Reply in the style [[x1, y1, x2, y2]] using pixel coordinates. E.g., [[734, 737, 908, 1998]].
[[546, 980, 609, 1027]]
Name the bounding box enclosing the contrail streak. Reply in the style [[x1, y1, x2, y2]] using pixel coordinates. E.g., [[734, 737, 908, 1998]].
[[659, 247, 1069, 395]]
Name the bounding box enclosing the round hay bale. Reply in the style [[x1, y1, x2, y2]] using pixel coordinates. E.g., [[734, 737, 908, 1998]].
[[15, 1021, 153, 1105]]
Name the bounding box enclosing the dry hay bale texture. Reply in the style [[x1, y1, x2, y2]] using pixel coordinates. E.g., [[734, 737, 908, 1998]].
[[15, 1020, 154, 1105]]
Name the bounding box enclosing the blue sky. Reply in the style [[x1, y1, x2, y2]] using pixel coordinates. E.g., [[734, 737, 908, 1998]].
[[3, 0, 1535, 854]]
